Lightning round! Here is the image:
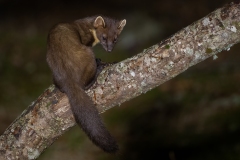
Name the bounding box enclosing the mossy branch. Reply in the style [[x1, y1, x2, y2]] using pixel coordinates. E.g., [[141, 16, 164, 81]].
[[1, 2, 240, 159]]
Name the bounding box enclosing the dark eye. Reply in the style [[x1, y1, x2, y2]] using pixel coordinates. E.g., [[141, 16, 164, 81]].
[[102, 35, 107, 41], [113, 37, 117, 43]]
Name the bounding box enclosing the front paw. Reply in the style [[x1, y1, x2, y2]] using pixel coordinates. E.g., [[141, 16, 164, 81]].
[[96, 58, 116, 68]]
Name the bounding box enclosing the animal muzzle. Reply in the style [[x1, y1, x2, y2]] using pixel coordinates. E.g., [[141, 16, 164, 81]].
[[107, 43, 114, 52]]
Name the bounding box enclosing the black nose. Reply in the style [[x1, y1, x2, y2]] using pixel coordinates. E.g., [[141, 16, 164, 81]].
[[107, 43, 113, 52], [107, 46, 113, 52]]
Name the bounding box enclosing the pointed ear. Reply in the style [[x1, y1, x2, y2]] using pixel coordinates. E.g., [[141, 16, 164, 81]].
[[118, 19, 126, 30], [94, 16, 105, 28]]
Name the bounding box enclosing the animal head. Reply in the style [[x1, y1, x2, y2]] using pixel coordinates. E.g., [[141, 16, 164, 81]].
[[93, 16, 126, 52]]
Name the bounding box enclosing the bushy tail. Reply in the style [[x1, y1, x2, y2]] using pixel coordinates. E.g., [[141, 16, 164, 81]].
[[65, 84, 118, 153]]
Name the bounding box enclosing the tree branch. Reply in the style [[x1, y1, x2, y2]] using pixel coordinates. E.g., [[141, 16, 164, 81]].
[[1, 2, 240, 159]]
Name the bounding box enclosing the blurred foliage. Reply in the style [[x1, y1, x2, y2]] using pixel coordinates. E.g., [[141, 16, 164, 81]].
[[1, 0, 240, 159]]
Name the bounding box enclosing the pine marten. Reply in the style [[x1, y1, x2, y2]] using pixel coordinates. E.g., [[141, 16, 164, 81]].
[[46, 16, 126, 153]]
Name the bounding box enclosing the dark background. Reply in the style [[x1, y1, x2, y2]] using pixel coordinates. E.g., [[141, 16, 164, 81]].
[[1, 0, 240, 159]]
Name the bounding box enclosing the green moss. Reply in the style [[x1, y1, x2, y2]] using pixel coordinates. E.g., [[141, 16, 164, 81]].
[[219, 21, 225, 29], [209, 35, 214, 38], [165, 44, 170, 49], [206, 48, 213, 54], [234, 22, 240, 30]]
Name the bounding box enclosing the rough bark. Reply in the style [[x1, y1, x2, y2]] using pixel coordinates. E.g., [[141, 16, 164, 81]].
[[1, 2, 240, 160]]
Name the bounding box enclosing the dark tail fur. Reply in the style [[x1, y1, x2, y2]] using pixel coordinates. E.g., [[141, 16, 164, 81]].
[[65, 83, 118, 153]]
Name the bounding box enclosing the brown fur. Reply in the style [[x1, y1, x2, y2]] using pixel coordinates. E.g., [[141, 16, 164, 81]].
[[46, 16, 126, 153]]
